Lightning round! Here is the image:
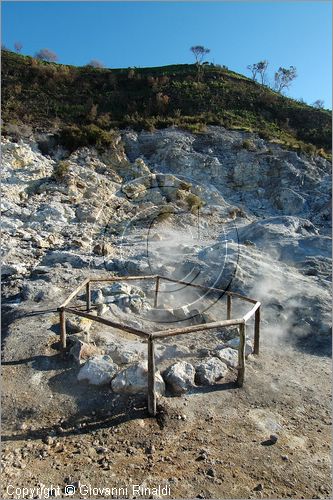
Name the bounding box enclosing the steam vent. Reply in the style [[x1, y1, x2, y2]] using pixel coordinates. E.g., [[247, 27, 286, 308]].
[[58, 275, 261, 415]]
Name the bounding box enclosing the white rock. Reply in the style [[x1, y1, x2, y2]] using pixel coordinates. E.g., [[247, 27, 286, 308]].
[[214, 347, 238, 368], [108, 345, 146, 365], [111, 362, 165, 395], [163, 361, 196, 395], [70, 340, 101, 365], [77, 355, 118, 385], [66, 316, 92, 334], [21, 281, 61, 302], [155, 344, 191, 362], [195, 357, 229, 385], [226, 337, 253, 356]]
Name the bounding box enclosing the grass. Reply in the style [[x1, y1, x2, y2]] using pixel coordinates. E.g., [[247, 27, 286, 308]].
[[1, 50, 331, 158]]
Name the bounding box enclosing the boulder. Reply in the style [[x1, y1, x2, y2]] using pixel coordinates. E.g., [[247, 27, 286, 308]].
[[195, 357, 229, 385], [226, 337, 253, 356], [163, 361, 196, 395], [66, 316, 93, 335], [77, 355, 118, 385], [108, 345, 146, 365], [111, 362, 165, 395], [214, 347, 238, 368], [21, 281, 61, 302], [155, 344, 191, 362], [69, 340, 101, 365]]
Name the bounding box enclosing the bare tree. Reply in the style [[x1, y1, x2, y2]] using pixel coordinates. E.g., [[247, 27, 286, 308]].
[[247, 63, 259, 81], [190, 45, 210, 65], [274, 66, 297, 93], [247, 60, 268, 84], [256, 60, 269, 85], [14, 41, 23, 53], [86, 59, 104, 68], [312, 99, 324, 109], [35, 48, 58, 62]]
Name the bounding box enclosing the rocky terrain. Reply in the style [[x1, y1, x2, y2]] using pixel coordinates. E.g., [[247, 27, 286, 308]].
[[1, 126, 332, 499]]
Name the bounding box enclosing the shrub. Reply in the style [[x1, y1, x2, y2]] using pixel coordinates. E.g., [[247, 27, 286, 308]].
[[186, 193, 204, 213], [57, 124, 116, 152], [53, 160, 70, 180], [156, 206, 174, 223], [258, 129, 271, 141], [242, 139, 256, 151]]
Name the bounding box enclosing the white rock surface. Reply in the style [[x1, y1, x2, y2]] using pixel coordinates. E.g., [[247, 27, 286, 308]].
[[195, 357, 229, 385], [214, 347, 239, 368], [1, 126, 331, 391], [163, 361, 196, 394], [77, 355, 118, 385], [226, 338, 253, 357], [111, 362, 165, 395]]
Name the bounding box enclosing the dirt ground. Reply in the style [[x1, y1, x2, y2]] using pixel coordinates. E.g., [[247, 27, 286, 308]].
[[1, 301, 331, 500]]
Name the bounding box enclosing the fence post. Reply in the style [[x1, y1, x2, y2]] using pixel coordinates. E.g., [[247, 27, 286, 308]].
[[154, 276, 160, 308], [237, 322, 246, 387], [254, 306, 260, 355], [227, 294, 232, 319], [86, 281, 91, 312], [147, 336, 156, 416], [59, 308, 67, 350]]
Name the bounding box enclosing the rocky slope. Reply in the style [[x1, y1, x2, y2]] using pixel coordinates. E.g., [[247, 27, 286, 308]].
[[1, 126, 331, 498]]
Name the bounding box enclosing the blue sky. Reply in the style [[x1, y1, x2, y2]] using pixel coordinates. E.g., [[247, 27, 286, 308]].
[[2, 1, 332, 108]]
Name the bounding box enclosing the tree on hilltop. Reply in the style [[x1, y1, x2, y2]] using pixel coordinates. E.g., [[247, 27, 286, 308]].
[[86, 59, 104, 68], [247, 60, 269, 85], [14, 41, 23, 53], [312, 99, 324, 109], [35, 48, 58, 62], [274, 66, 297, 93], [190, 45, 210, 65]]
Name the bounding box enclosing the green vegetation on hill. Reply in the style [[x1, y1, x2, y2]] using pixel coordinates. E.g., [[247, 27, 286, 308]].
[[1, 50, 331, 157]]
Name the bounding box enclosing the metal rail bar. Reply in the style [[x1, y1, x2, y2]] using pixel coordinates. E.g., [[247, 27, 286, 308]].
[[158, 276, 258, 303], [152, 318, 244, 339], [147, 336, 156, 416], [63, 307, 150, 339], [89, 275, 158, 282], [58, 278, 90, 309], [242, 301, 261, 322]]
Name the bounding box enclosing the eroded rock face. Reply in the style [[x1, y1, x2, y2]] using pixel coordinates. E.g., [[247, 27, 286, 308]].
[[1, 125, 331, 404]]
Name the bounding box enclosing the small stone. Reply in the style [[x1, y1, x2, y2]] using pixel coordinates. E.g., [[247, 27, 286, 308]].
[[96, 446, 108, 454], [145, 444, 155, 455], [281, 454, 289, 461], [254, 483, 264, 491], [269, 434, 278, 444], [206, 468, 216, 478], [42, 436, 54, 446]]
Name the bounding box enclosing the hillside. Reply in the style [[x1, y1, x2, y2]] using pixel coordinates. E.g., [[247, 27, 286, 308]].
[[1, 50, 331, 157]]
